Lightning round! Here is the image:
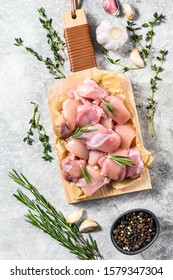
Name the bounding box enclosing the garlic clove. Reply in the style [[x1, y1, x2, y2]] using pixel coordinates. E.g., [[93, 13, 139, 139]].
[[79, 219, 99, 233], [122, 3, 135, 20], [96, 18, 128, 51], [130, 48, 144, 68], [102, 0, 120, 16], [66, 209, 84, 224]]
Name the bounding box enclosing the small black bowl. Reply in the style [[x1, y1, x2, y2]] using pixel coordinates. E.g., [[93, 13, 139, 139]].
[[110, 208, 160, 255]]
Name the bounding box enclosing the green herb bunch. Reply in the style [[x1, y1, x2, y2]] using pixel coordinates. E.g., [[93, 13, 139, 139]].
[[14, 7, 66, 79], [9, 170, 103, 260], [23, 102, 53, 162], [103, 12, 168, 136]]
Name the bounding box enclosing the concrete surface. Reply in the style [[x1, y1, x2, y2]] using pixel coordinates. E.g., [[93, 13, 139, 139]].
[[0, 0, 173, 260]]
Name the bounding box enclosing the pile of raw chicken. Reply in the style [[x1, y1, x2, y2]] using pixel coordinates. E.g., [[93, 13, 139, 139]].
[[60, 79, 144, 196]]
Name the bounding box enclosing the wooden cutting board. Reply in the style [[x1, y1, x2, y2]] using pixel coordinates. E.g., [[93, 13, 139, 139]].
[[48, 9, 152, 204]]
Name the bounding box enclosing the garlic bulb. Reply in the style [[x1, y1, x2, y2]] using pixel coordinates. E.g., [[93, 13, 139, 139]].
[[122, 3, 135, 20], [130, 48, 144, 68], [96, 18, 128, 51], [102, 0, 120, 16]]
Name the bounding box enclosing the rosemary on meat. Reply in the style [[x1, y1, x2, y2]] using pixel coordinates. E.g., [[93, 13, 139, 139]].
[[9, 170, 103, 260], [100, 97, 118, 113], [14, 7, 66, 79], [80, 166, 92, 184], [23, 102, 53, 162], [108, 155, 136, 168], [70, 124, 97, 140]]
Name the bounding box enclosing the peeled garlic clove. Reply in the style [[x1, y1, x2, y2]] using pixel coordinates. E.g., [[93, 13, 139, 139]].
[[79, 219, 99, 233], [102, 0, 120, 16], [130, 48, 144, 68], [96, 18, 128, 51], [122, 3, 135, 20], [66, 209, 83, 224]]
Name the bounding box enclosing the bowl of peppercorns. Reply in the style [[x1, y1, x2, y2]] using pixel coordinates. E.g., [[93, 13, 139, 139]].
[[110, 209, 160, 255]]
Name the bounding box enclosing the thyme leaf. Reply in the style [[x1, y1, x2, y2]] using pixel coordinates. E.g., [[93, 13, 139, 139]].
[[9, 170, 103, 260]]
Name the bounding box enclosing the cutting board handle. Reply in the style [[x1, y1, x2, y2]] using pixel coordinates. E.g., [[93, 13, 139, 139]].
[[62, 9, 96, 72]]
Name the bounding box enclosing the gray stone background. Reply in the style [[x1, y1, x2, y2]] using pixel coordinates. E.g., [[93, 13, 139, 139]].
[[0, 0, 173, 260]]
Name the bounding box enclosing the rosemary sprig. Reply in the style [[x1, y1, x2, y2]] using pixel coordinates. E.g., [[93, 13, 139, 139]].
[[70, 124, 97, 140], [100, 97, 117, 113], [24, 102, 53, 162], [9, 170, 103, 260], [14, 7, 66, 79], [108, 155, 136, 168], [102, 48, 139, 72], [80, 166, 92, 184], [146, 49, 168, 135]]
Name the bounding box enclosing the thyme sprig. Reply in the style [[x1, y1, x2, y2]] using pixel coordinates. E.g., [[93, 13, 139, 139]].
[[14, 7, 66, 79], [70, 124, 97, 140], [146, 50, 168, 135], [38, 7, 66, 66], [23, 102, 38, 145], [23, 102, 53, 162], [80, 166, 92, 184], [108, 156, 136, 168], [101, 97, 118, 113], [102, 48, 139, 72], [9, 170, 103, 260], [127, 13, 165, 60], [127, 13, 167, 136]]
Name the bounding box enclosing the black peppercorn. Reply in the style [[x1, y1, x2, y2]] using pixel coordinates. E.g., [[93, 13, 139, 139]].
[[112, 211, 156, 252]]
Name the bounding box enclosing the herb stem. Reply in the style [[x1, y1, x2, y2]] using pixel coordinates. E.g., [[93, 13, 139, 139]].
[[69, 124, 97, 140], [108, 155, 136, 168], [102, 48, 140, 72], [23, 102, 53, 161], [14, 7, 66, 79], [146, 49, 168, 136], [9, 170, 103, 260], [80, 165, 92, 184]]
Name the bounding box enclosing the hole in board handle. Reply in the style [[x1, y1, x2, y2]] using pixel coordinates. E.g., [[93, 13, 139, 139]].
[[71, 11, 77, 19]]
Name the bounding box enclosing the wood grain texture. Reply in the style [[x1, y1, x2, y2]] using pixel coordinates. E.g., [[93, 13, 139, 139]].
[[63, 10, 96, 72], [62, 9, 88, 28]]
